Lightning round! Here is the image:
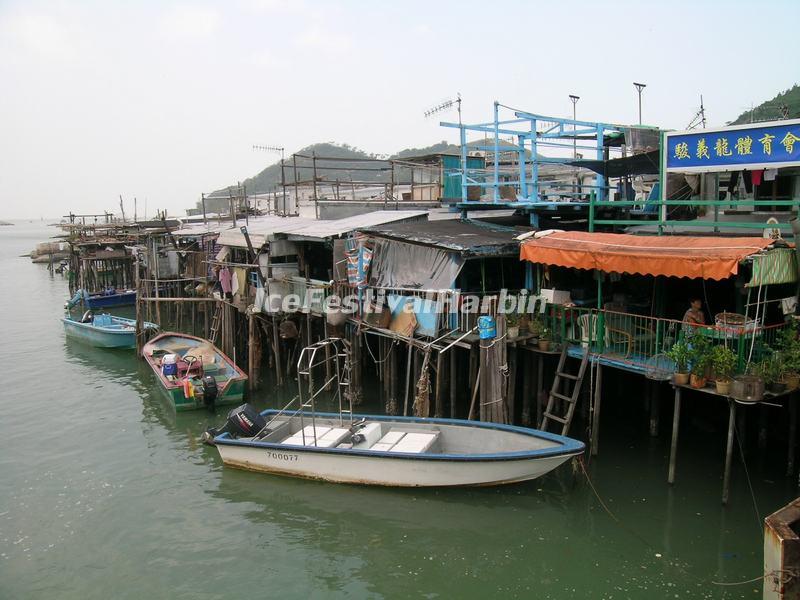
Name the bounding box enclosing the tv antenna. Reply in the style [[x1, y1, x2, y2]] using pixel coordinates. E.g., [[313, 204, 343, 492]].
[[686, 95, 706, 130], [252, 145, 285, 161], [424, 93, 462, 125]]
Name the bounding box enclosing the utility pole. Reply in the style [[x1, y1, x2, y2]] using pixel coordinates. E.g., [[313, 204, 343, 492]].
[[569, 94, 580, 158], [633, 82, 646, 125]]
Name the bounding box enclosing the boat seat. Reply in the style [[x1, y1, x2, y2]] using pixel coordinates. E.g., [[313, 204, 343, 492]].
[[388, 432, 438, 454], [282, 426, 350, 448], [371, 429, 439, 454]]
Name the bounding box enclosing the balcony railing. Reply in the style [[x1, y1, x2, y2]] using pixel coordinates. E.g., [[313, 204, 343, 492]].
[[545, 305, 791, 372]]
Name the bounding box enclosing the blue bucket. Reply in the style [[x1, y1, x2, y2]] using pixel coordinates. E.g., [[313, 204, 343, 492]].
[[477, 316, 496, 340]]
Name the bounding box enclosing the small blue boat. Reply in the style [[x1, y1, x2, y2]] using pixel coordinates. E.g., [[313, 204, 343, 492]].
[[62, 312, 158, 348], [66, 288, 137, 310]]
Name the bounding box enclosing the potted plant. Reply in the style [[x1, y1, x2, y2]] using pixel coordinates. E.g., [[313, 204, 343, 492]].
[[529, 316, 543, 339], [687, 337, 712, 388], [711, 345, 737, 395], [757, 354, 787, 395], [506, 312, 520, 339], [666, 339, 691, 385], [776, 328, 800, 391], [538, 326, 552, 351]]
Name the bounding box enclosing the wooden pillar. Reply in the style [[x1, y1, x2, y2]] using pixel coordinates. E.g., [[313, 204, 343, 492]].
[[248, 312, 257, 392], [403, 343, 413, 416], [722, 400, 737, 505], [272, 316, 283, 386], [521, 351, 532, 426], [788, 396, 798, 477], [507, 345, 518, 423], [434, 351, 444, 418], [590, 364, 603, 457], [668, 386, 681, 484], [449, 348, 457, 419]]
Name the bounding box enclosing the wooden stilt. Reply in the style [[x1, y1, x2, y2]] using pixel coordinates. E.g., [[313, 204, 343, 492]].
[[449, 348, 457, 419], [722, 400, 736, 505], [668, 386, 681, 484], [434, 351, 444, 418], [507, 345, 517, 423], [758, 404, 768, 451], [248, 312, 256, 392], [590, 364, 603, 457], [521, 351, 532, 426], [403, 343, 413, 416], [272, 316, 283, 386], [788, 396, 797, 477], [536, 354, 544, 426]]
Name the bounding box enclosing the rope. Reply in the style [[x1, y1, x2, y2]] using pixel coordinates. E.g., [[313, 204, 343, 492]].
[[364, 333, 395, 365]]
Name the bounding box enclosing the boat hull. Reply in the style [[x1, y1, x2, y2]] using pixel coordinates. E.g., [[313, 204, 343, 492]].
[[84, 291, 136, 309], [158, 378, 245, 412], [62, 316, 155, 348], [142, 332, 248, 412], [214, 413, 584, 487]]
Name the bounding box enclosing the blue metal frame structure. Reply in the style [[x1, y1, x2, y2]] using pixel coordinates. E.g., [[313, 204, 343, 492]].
[[441, 102, 625, 224]]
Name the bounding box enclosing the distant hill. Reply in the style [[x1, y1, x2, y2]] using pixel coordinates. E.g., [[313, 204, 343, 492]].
[[730, 84, 800, 125]]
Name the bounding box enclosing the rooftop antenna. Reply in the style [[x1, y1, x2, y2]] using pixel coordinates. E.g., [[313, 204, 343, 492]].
[[686, 94, 707, 130], [253, 144, 286, 215], [424, 92, 462, 126]]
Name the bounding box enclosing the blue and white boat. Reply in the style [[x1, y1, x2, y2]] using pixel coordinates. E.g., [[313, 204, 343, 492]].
[[66, 288, 137, 310], [207, 339, 584, 487], [62, 312, 158, 349]]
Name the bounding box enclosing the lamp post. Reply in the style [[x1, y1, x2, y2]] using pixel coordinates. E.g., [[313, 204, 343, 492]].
[[633, 82, 646, 125], [569, 94, 580, 159]]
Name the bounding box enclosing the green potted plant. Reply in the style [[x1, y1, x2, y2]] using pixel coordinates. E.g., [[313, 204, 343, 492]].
[[688, 337, 712, 389], [538, 326, 552, 351], [711, 345, 737, 395], [757, 354, 787, 395], [506, 312, 520, 339], [529, 316, 543, 339], [776, 328, 800, 391], [666, 339, 691, 385]]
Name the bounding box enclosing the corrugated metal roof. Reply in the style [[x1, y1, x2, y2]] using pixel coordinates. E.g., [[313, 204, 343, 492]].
[[217, 216, 317, 248], [283, 210, 428, 241], [364, 218, 523, 256]]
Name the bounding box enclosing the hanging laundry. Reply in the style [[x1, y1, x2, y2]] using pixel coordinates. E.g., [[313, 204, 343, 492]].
[[751, 170, 764, 186], [764, 169, 778, 182], [727, 171, 739, 194], [219, 267, 232, 294], [233, 268, 248, 297]]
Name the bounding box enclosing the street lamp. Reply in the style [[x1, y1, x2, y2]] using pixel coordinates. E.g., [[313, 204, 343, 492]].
[[568, 94, 580, 159], [633, 82, 646, 125]]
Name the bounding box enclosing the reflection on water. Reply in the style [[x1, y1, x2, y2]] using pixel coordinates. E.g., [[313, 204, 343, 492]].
[[0, 222, 795, 599]]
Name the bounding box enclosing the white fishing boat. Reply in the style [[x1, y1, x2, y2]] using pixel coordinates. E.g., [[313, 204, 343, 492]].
[[207, 339, 584, 487]]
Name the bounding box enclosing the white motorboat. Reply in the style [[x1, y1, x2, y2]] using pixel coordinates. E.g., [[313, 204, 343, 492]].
[[207, 339, 584, 487]]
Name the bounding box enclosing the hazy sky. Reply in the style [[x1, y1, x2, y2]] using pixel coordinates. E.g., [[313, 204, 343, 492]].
[[1, 0, 798, 219]]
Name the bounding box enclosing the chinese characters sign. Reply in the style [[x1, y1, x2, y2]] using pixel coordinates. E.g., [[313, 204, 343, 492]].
[[666, 121, 800, 171]]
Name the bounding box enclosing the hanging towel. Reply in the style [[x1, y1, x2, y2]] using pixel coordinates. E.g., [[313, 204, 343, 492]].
[[764, 169, 778, 182], [751, 170, 764, 186], [219, 267, 232, 294], [727, 171, 739, 194]]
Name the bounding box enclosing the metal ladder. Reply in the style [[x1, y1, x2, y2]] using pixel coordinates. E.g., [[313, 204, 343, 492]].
[[540, 347, 589, 436], [208, 303, 222, 344]]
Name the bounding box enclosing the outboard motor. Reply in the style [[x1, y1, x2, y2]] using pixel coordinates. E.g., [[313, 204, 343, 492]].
[[201, 375, 218, 409], [202, 403, 266, 445]]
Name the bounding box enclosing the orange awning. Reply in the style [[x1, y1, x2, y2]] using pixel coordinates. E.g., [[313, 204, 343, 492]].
[[519, 232, 775, 280]]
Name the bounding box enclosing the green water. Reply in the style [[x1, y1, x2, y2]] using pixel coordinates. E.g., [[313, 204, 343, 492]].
[[1, 221, 796, 599]]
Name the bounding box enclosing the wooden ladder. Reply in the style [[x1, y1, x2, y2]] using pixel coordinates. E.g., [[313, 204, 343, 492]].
[[539, 347, 589, 436], [208, 302, 222, 344]]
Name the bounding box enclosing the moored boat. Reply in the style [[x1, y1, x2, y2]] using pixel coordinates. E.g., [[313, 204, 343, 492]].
[[141, 332, 247, 411], [66, 288, 137, 310], [207, 339, 584, 487], [62, 311, 158, 349]]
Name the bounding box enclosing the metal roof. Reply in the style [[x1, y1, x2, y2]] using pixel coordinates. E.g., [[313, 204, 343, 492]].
[[282, 210, 428, 241], [217, 216, 317, 248], [363, 218, 523, 256]]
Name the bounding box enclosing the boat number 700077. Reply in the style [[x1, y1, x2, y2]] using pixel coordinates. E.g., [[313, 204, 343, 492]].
[[266, 451, 298, 462]]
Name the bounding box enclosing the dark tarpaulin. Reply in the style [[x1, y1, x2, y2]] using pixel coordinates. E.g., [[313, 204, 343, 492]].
[[369, 239, 464, 289], [568, 149, 660, 178]]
